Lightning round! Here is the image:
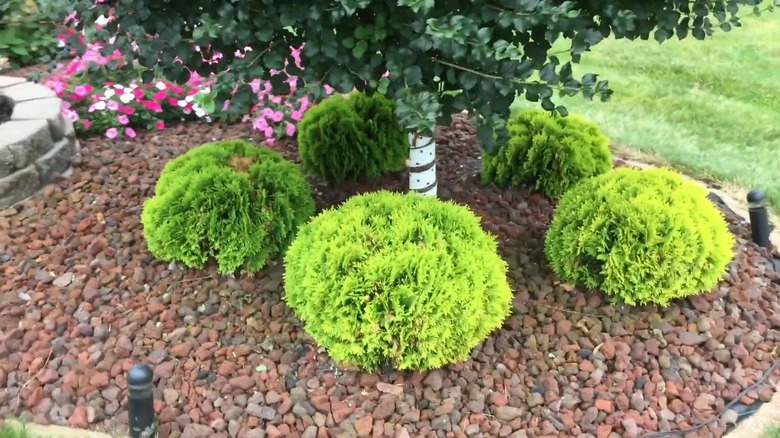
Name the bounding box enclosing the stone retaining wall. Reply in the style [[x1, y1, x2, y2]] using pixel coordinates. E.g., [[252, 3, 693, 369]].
[[0, 76, 78, 209]]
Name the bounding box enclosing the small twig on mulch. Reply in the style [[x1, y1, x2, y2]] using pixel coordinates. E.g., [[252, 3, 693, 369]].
[[9, 347, 53, 413], [166, 275, 213, 285], [534, 303, 601, 318]]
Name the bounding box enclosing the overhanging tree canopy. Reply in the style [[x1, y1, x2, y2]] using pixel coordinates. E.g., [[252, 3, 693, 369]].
[[66, 0, 771, 151]]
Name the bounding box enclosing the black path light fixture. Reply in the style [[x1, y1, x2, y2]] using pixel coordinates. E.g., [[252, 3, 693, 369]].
[[747, 189, 771, 249], [127, 363, 157, 438]]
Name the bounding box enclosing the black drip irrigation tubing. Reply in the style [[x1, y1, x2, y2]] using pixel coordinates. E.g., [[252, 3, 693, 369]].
[[642, 192, 780, 438]]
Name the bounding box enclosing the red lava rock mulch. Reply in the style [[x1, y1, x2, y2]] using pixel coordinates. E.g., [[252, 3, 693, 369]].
[[1, 117, 779, 438]]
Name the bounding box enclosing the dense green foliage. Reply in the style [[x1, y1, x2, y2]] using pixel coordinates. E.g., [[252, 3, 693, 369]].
[[141, 140, 315, 274], [64, 0, 771, 152], [481, 109, 612, 199], [298, 91, 408, 182], [0, 0, 62, 67], [545, 167, 734, 306], [283, 190, 512, 371]]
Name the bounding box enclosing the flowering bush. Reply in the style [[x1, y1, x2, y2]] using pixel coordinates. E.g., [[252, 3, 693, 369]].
[[46, 18, 338, 142], [54, 76, 211, 138]]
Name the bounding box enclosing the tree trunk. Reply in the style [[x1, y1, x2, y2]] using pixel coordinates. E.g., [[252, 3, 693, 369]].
[[408, 132, 437, 196]]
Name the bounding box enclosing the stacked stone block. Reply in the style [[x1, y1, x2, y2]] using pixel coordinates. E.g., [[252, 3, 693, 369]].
[[0, 76, 78, 208]]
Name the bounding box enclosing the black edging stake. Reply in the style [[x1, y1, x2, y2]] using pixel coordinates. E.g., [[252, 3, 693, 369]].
[[127, 363, 157, 438], [747, 189, 771, 249]]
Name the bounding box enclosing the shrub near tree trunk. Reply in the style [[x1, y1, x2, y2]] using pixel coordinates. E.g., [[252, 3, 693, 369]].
[[481, 109, 613, 199], [64, 0, 772, 196], [297, 91, 408, 183]]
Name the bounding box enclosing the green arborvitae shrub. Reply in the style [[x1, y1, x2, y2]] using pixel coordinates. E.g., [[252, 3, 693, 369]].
[[544, 167, 735, 306], [482, 109, 613, 199], [297, 91, 408, 183], [141, 139, 315, 274], [283, 190, 512, 371]]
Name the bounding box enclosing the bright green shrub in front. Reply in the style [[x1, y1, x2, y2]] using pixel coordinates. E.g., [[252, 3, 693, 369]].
[[482, 109, 613, 199], [141, 140, 315, 274], [283, 190, 512, 371], [297, 91, 408, 183], [544, 167, 735, 306]]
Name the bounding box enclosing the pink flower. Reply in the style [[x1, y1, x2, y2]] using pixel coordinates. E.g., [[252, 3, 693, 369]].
[[252, 117, 268, 131], [118, 114, 129, 125], [64, 110, 79, 122], [262, 127, 273, 139], [261, 108, 283, 123], [156, 120, 165, 130], [134, 88, 145, 99], [46, 79, 67, 96], [118, 106, 135, 115], [324, 85, 335, 94], [142, 100, 163, 112], [106, 128, 118, 139], [291, 109, 304, 122], [299, 95, 311, 109], [187, 71, 203, 86], [126, 127, 137, 138], [82, 119, 92, 128], [64, 10, 77, 24], [107, 100, 119, 110], [153, 90, 167, 101], [290, 45, 303, 68], [249, 79, 263, 94], [285, 122, 296, 137], [167, 97, 179, 106], [83, 51, 101, 63]]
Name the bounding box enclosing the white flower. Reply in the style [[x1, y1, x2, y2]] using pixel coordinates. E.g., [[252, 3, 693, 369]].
[[194, 108, 206, 118], [185, 94, 194, 103], [113, 84, 124, 90], [177, 100, 187, 108], [103, 88, 115, 99], [92, 101, 107, 111], [155, 81, 166, 91], [95, 15, 110, 26], [119, 92, 135, 103]]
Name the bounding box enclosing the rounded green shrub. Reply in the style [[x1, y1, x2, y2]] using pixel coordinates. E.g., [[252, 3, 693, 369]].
[[481, 109, 613, 199], [544, 167, 735, 306], [283, 190, 512, 371], [297, 91, 408, 183], [141, 139, 315, 274]]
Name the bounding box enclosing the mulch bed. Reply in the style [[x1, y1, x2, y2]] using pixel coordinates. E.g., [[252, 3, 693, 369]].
[[1, 116, 779, 438]]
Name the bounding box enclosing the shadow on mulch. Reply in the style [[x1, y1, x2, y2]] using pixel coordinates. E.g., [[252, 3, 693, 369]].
[[0, 116, 778, 438]]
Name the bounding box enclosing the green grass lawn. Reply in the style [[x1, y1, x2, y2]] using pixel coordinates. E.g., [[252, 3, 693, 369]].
[[511, 7, 780, 206], [0, 424, 28, 438], [762, 425, 780, 438]]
